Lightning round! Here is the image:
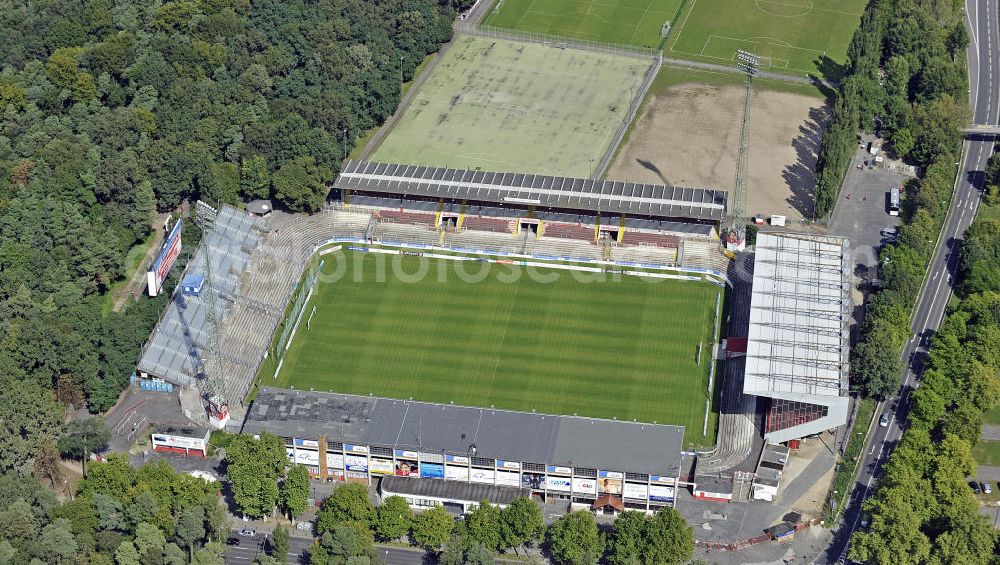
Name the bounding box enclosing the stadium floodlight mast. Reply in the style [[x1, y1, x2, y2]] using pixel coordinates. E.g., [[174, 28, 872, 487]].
[[726, 49, 758, 252]]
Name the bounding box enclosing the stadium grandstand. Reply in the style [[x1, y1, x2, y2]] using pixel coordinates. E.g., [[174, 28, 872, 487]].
[[243, 387, 685, 513], [741, 232, 851, 443]]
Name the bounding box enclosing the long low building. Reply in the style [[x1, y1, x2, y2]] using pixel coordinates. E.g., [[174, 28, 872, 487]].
[[743, 232, 851, 443], [243, 388, 684, 512], [334, 160, 728, 223]]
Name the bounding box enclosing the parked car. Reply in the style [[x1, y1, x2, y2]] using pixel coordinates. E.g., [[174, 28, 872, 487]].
[[226, 537, 240, 547], [239, 528, 256, 537], [970, 481, 982, 494], [983, 482, 993, 494], [879, 413, 890, 427], [880, 227, 899, 237]]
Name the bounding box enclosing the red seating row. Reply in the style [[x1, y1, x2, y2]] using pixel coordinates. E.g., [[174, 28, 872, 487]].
[[622, 231, 680, 249], [462, 216, 513, 233], [542, 222, 594, 242]]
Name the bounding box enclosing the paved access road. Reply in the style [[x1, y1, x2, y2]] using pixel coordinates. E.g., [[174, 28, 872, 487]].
[[223, 530, 431, 564], [820, 0, 1000, 562]]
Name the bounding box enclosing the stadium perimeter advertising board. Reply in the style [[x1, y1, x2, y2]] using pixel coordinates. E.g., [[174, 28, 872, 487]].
[[147, 219, 183, 297]]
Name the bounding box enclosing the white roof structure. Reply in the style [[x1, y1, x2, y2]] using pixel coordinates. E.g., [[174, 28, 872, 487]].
[[743, 232, 851, 442]]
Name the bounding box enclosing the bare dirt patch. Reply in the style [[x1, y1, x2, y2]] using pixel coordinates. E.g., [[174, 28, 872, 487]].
[[607, 83, 828, 221]]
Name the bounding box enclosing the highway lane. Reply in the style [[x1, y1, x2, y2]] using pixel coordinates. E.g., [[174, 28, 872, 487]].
[[822, 0, 1000, 562]]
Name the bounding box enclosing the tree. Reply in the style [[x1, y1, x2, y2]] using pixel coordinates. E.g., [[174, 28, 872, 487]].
[[191, 541, 226, 565], [499, 497, 545, 554], [175, 506, 206, 561], [58, 417, 111, 477], [605, 511, 646, 565], [135, 522, 167, 559], [546, 511, 602, 565], [227, 433, 285, 518], [271, 525, 289, 563], [272, 157, 330, 213], [279, 465, 310, 520], [316, 483, 374, 534], [115, 540, 141, 565], [643, 508, 693, 564], [38, 518, 78, 564], [0, 376, 65, 476], [373, 496, 412, 541], [33, 438, 63, 489], [853, 322, 902, 399], [240, 156, 270, 200], [411, 506, 454, 551], [462, 500, 502, 552]]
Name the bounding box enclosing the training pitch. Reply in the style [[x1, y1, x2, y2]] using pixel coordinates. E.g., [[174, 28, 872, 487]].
[[371, 35, 649, 177], [486, 0, 865, 75], [483, 0, 683, 48], [274, 251, 721, 445]]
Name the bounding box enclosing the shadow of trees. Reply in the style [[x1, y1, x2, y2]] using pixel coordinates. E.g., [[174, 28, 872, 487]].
[[781, 106, 829, 219]]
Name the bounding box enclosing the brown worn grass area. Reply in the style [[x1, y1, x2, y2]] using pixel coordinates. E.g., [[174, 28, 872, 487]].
[[607, 83, 828, 221]]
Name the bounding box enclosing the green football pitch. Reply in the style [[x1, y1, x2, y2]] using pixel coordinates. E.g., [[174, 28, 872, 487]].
[[371, 35, 649, 177], [273, 251, 722, 445], [484, 0, 865, 75]]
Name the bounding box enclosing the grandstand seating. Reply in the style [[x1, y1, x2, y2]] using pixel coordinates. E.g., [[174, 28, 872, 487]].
[[610, 245, 678, 266], [216, 210, 371, 415], [621, 231, 680, 249], [765, 399, 828, 434], [461, 216, 513, 233], [374, 223, 440, 247], [541, 222, 594, 242], [680, 238, 730, 275], [374, 209, 437, 227], [444, 230, 524, 255], [523, 237, 602, 262]]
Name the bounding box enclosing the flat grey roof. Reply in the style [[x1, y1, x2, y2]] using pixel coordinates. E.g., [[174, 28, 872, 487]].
[[243, 388, 685, 476], [379, 476, 530, 506], [743, 232, 851, 398], [335, 160, 727, 222]]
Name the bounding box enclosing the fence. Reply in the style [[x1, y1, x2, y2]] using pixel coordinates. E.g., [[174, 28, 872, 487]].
[[458, 22, 660, 60], [594, 51, 662, 178]]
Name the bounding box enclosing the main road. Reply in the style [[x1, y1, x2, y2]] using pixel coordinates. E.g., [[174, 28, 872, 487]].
[[821, 0, 999, 562]]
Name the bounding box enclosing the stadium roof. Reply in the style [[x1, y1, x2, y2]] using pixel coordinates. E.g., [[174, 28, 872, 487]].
[[243, 388, 685, 476], [335, 160, 727, 222], [743, 232, 851, 398], [379, 476, 530, 506]]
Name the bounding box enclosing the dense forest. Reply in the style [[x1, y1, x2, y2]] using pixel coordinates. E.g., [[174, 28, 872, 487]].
[[0, 0, 463, 480], [812, 0, 968, 217]]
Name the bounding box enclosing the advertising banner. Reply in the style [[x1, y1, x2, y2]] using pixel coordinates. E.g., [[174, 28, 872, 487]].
[[293, 449, 319, 466], [420, 463, 444, 479], [546, 465, 572, 475], [369, 458, 393, 475], [598, 472, 622, 495], [470, 468, 495, 484], [496, 470, 520, 487], [546, 476, 572, 492], [649, 485, 675, 502], [327, 453, 344, 469], [294, 439, 319, 448], [572, 477, 597, 495], [285, 448, 295, 462], [497, 460, 520, 470], [345, 454, 368, 472], [395, 460, 418, 477], [623, 482, 648, 500], [521, 472, 544, 490], [650, 475, 674, 485], [394, 449, 419, 459], [147, 220, 183, 297], [151, 433, 204, 450], [445, 465, 469, 481], [345, 444, 368, 454], [445, 455, 469, 465]]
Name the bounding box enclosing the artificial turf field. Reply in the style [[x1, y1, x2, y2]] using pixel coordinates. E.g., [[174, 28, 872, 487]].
[[274, 251, 721, 445], [484, 0, 865, 75], [371, 35, 649, 178]]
